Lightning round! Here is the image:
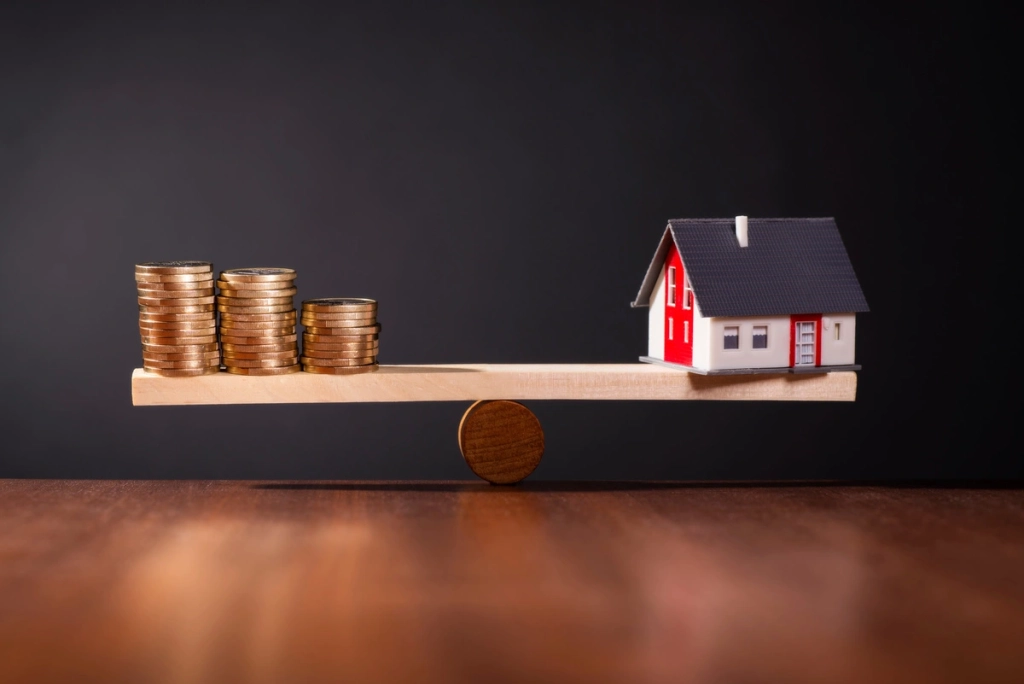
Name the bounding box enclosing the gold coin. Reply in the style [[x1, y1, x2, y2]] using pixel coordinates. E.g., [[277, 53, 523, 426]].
[[222, 342, 298, 352], [224, 365, 301, 376], [215, 279, 295, 291], [142, 350, 221, 361], [139, 312, 216, 322], [143, 358, 221, 368], [139, 318, 217, 329], [142, 366, 221, 377], [134, 278, 214, 290], [219, 311, 297, 322], [222, 350, 299, 361], [141, 342, 220, 353], [137, 287, 215, 298], [219, 321, 296, 332], [300, 315, 378, 325], [217, 304, 294, 314], [300, 356, 376, 367], [217, 287, 298, 298], [301, 348, 378, 358], [220, 335, 297, 346], [301, 320, 376, 330], [219, 326, 295, 336], [140, 325, 217, 335], [220, 338, 297, 348], [301, 298, 377, 313], [140, 334, 218, 345], [301, 339, 378, 350], [222, 357, 298, 368], [140, 332, 217, 342], [140, 304, 215, 314], [299, 308, 377, 319], [303, 324, 381, 335], [302, 363, 379, 375], [135, 261, 212, 275], [219, 268, 296, 283], [135, 272, 213, 284], [219, 328, 297, 338], [216, 296, 293, 307], [138, 295, 216, 307], [303, 332, 379, 343]]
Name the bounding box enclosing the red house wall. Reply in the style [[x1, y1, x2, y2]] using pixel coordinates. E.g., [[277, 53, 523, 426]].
[[663, 244, 693, 366]]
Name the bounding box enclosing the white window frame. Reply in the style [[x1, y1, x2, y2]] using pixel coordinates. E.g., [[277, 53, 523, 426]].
[[684, 320, 689, 344], [682, 276, 692, 310], [834, 322, 841, 341], [752, 325, 768, 350], [723, 326, 739, 351], [667, 267, 677, 307], [668, 317, 674, 341]]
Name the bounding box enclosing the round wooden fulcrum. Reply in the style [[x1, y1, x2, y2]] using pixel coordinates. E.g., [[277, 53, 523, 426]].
[[458, 400, 545, 485]]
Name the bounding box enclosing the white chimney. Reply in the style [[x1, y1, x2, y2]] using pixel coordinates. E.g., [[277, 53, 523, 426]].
[[735, 215, 749, 248]]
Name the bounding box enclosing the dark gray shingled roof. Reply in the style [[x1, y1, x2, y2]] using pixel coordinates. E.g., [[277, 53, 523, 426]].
[[632, 218, 869, 317]]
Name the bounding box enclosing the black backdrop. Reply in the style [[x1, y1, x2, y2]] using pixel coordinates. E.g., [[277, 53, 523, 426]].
[[1, 3, 1015, 479]]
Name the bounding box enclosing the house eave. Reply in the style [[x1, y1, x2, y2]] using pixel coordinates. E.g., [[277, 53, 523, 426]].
[[631, 224, 674, 308]]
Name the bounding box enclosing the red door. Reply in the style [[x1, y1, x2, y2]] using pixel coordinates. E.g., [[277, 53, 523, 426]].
[[664, 244, 693, 366], [789, 314, 822, 367]]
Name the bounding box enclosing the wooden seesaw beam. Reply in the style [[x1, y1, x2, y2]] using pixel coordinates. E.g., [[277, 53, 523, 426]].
[[131, 364, 856, 406]]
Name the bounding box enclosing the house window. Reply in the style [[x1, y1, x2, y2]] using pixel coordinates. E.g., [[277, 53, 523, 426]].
[[682, 277, 692, 310], [684, 321, 689, 344], [723, 326, 739, 350], [668, 317, 674, 341], [667, 267, 677, 307], [834, 322, 841, 340], [752, 326, 768, 349]]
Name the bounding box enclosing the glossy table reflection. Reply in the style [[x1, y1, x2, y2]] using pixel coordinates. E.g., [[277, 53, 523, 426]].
[[1, 480, 1021, 683]]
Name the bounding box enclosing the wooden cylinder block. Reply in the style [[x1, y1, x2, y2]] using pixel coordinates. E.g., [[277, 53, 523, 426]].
[[458, 400, 545, 484]]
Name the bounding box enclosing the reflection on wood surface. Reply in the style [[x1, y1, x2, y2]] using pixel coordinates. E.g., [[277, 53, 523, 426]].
[[1, 480, 1022, 683]]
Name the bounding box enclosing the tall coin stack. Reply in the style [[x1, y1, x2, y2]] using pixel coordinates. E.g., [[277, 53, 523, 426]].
[[217, 268, 300, 376], [300, 298, 380, 374], [136, 261, 219, 377]]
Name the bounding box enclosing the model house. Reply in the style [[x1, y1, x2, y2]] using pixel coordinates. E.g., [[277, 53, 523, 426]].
[[632, 216, 868, 374]]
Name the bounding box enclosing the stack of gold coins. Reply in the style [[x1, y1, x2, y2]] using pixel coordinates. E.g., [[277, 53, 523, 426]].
[[300, 298, 380, 374], [217, 268, 300, 376], [136, 261, 219, 377]]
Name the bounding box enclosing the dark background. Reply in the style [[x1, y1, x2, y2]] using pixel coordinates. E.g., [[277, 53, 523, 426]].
[[0, 3, 1014, 479]]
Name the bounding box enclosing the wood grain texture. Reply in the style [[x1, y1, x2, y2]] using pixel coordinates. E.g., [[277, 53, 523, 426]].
[[1, 480, 1022, 684], [458, 400, 545, 484], [131, 364, 857, 405]]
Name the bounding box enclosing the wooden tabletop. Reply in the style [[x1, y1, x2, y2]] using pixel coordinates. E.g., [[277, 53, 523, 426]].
[[1, 481, 1021, 684]]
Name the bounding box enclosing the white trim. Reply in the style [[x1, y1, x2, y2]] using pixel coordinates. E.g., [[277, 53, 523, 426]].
[[667, 266, 677, 307]]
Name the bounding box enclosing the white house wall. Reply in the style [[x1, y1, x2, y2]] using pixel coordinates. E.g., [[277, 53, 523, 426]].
[[703, 316, 791, 370], [691, 298, 710, 370], [820, 314, 856, 366], [647, 264, 665, 359]]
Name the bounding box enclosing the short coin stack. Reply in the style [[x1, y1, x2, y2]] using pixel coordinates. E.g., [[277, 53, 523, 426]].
[[136, 261, 219, 377], [300, 298, 380, 374], [217, 268, 300, 376]]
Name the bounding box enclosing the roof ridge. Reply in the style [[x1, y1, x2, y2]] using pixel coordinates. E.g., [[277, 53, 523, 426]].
[[668, 217, 835, 222]]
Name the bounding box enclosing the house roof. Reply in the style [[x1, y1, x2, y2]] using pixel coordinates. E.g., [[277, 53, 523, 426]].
[[631, 218, 869, 317]]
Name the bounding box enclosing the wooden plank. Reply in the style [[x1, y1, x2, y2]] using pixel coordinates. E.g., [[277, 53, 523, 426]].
[[131, 364, 856, 405]]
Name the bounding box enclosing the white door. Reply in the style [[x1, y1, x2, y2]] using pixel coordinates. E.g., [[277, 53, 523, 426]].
[[795, 321, 816, 365]]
